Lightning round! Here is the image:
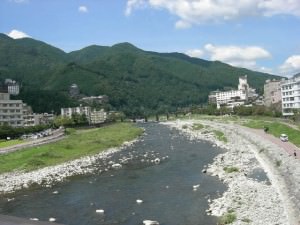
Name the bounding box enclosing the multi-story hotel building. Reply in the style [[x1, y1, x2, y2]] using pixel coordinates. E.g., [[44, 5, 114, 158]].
[[208, 75, 257, 108], [0, 93, 24, 127], [281, 74, 300, 116]]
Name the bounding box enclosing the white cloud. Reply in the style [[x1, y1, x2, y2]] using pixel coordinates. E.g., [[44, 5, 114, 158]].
[[7, 29, 30, 39], [78, 5, 88, 13], [279, 55, 300, 75], [204, 43, 271, 68], [185, 49, 204, 58], [126, 0, 300, 27], [125, 0, 146, 16]]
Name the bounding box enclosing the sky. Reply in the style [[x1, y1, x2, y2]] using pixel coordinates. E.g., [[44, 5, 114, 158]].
[[1, 0, 300, 76]]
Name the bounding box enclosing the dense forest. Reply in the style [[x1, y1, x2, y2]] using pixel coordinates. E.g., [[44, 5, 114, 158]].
[[0, 33, 281, 117]]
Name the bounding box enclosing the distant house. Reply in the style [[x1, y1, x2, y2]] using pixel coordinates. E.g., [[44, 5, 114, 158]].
[[69, 83, 80, 98]]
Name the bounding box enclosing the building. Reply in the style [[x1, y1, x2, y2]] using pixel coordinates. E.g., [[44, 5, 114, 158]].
[[281, 74, 300, 116], [0, 93, 24, 127], [61, 106, 106, 124], [4, 79, 20, 95], [264, 79, 282, 107], [90, 109, 107, 124], [208, 75, 256, 108], [69, 84, 80, 98], [80, 95, 109, 104], [61, 105, 91, 118]]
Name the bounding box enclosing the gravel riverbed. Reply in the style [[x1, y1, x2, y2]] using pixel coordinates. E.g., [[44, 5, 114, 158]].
[[163, 119, 300, 225], [0, 140, 138, 195]]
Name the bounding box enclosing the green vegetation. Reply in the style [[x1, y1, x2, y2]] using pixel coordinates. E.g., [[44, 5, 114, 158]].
[[213, 130, 228, 143], [223, 166, 239, 173], [0, 123, 143, 173], [275, 160, 282, 167], [192, 123, 204, 130], [219, 212, 237, 224], [0, 139, 25, 148], [0, 124, 50, 139], [244, 120, 300, 147], [0, 34, 279, 116]]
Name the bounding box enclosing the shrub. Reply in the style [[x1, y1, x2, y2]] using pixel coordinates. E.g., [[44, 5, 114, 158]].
[[224, 166, 239, 173], [192, 123, 204, 130], [275, 160, 282, 167], [219, 212, 237, 224]]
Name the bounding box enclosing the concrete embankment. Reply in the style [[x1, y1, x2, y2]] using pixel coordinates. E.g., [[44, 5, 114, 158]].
[[0, 214, 64, 225]]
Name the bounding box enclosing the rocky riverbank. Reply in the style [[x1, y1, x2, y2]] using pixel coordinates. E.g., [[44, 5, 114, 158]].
[[163, 119, 300, 225], [0, 140, 138, 195]]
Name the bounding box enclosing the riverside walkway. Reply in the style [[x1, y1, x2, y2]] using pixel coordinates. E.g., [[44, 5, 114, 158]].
[[0, 214, 64, 225]]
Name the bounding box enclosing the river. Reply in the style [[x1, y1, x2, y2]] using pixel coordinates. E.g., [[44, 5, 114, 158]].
[[0, 123, 227, 225]]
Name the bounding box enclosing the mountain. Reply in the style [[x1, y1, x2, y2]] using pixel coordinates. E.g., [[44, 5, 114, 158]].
[[0, 33, 281, 116]]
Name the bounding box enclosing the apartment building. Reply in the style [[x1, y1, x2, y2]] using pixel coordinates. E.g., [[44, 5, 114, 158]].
[[90, 109, 107, 124], [281, 74, 300, 116], [264, 79, 282, 107], [0, 93, 24, 127], [61, 105, 91, 118]]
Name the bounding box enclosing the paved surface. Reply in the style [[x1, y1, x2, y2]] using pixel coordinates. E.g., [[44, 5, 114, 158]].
[[0, 128, 65, 154], [244, 127, 300, 159], [0, 215, 64, 225]]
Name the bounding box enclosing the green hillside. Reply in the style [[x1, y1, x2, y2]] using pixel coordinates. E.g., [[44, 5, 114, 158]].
[[0, 34, 281, 116]]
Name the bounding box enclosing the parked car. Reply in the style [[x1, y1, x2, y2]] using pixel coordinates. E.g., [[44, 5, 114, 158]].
[[280, 134, 288, 142]]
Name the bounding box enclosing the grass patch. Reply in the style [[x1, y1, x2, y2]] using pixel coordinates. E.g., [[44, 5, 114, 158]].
[[192, 123, 204, 130], [223, 166, 239, 173], [219, 212, 237, 224], [244, 120, 300, 147], [0, 123, 143, 173], [213, 130, 228, 143], [0, 139, 25, 148], [182, 125, 188, 129]]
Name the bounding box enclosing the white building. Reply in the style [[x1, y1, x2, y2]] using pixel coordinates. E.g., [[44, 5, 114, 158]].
[[209, 75, 255, 108], [5, 79, 20, 95], [90, 109, 107, 124], [61, 106, 106, 124], [61, 106, 91, 118], [0, 93, 24, 127], [281, 74, 300, 116]]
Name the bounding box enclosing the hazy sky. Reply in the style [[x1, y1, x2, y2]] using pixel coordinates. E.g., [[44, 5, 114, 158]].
[[1, 0, 300, 76]]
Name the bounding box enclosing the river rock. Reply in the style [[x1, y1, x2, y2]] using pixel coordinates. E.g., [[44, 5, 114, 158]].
[[143, 220, 159, 225]]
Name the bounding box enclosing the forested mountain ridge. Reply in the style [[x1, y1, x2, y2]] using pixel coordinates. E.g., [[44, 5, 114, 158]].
[[0, 34, 281, 115]]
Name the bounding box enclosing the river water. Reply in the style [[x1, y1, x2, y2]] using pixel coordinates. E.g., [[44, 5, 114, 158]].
[[0, 123, 227, 225]]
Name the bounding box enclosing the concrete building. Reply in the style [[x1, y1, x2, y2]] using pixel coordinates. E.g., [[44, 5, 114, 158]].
[[5, 79, 20, 95], [80, 95, 109, 104], [208, 75, 256, 108], [0, 93, 24, 127], [281, 74, 300, 116], [90, 109, 107, 124], [264, 79, 282, 107], [61, 105, 91, 118], [69, 84, 79, 98]]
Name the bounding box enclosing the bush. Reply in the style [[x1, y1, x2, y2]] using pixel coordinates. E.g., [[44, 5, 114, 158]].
[[224, 166, 239, 173], [219, 212, 237, 224]]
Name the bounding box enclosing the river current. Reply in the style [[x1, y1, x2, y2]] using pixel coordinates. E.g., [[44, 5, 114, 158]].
[[0, 123, 227, 225]]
